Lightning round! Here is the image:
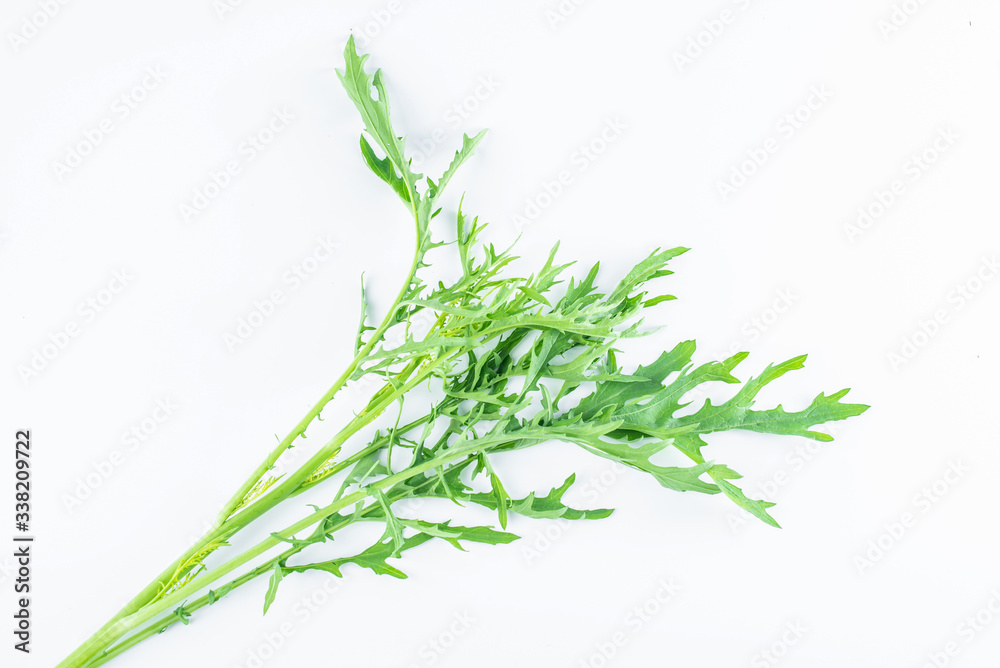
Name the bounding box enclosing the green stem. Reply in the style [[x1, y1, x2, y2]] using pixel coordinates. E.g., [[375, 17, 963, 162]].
[[84, 460, 476, 666], [219, 245, 425, 526], [57, 222, 428, 668], [57, 346, 451, 668], [60, 210, 531, 667], [111, 351, 467, 631], [124, 417, 556, 625]]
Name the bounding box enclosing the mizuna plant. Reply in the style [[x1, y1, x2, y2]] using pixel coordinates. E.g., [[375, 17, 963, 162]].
[[58, 37, 868, 667]]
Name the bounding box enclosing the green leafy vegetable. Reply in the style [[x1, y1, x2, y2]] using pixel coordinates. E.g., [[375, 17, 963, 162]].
[[56, 37, 867, 668]]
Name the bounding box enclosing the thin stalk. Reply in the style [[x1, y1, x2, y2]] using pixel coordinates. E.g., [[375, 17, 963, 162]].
[[218, 244, 425, 527], [111, 425, 550, 638], [84, 458, 478, 666], [58, 212, 428, 668], [62, 209, 532, 668], [57, 344, 453, 668]]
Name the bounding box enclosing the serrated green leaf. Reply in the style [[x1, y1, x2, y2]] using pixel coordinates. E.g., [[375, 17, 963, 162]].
[[517, 285, 552, 307], [399, 519, 519, 550], [643, 294, 677, 307], [704, 388, 869, 441], [607, 246, 688, 306], [467, 474, 614, 520], [374, 488, 405, 554], [337, 35, 421, 204], [428, 130, 487, 204], [287, 534, 434, 580], [490, 472, 510, 529], [679, 359, 869, 438], [574, 437, 718, 494], [354, 275, 375, 355], [263, 562, 284, 615], [359, 134, 412, 203], [708, 465, 779, 528]]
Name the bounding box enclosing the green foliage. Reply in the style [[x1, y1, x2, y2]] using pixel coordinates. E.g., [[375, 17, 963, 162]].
[[249, 34, 867, 611], [57, 36, 868, 668]]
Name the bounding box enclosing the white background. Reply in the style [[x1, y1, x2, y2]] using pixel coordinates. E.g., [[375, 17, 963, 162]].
[[3, 1, 1000, 667]]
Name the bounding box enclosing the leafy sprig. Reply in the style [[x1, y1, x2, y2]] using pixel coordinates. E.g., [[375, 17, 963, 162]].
[[56, 36, 867, 668]]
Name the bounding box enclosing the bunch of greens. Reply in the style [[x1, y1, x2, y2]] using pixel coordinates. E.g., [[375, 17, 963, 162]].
[[57, 37, 867, 667]]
